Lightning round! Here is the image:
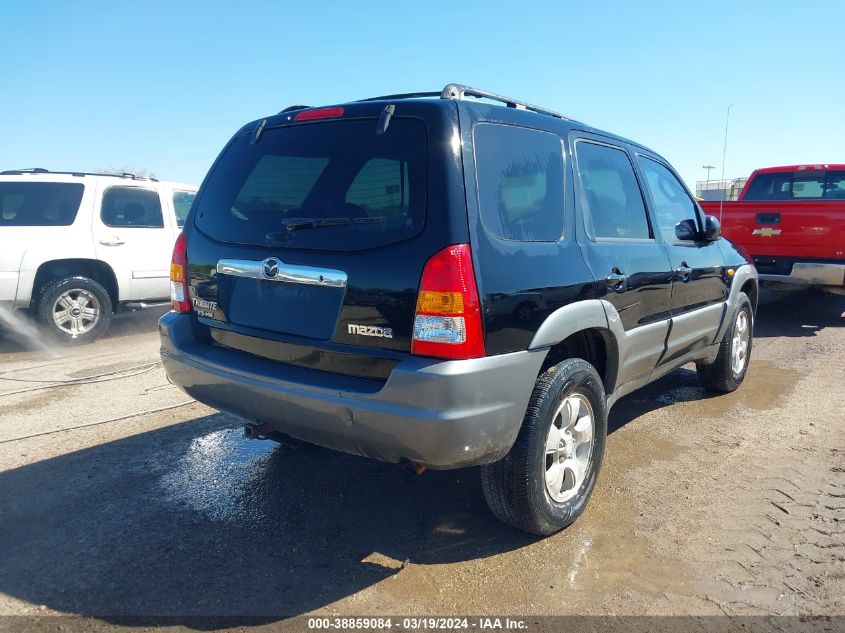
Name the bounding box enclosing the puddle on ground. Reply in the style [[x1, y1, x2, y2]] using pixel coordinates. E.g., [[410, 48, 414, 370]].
[[655, 361, 800, 419], [697, 579, 795, 613], [608, 430, 687, 471], [158, 428, 281, 522]]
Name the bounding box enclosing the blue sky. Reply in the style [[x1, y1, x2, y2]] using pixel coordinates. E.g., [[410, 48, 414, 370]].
[[2, 0, 842, 189]]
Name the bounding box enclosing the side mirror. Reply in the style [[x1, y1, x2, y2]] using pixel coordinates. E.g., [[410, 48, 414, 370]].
[[675, 218, 698, 241], [704, 215, 721, 241]]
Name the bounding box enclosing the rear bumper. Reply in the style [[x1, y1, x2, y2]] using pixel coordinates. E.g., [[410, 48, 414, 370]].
[[159, 312, 546, 469], [758, 262, 845, 287]]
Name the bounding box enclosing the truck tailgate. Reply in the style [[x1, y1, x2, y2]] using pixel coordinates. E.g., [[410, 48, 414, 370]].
[[701, 200, 845, 260]]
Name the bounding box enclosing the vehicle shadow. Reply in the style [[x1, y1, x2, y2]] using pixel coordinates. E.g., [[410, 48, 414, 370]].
[[0, 411, 537, 625], [753, 288, 845, 339]]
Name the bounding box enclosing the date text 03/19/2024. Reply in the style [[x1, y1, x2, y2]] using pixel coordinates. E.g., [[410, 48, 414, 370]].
[[307, 617, 528, 630]]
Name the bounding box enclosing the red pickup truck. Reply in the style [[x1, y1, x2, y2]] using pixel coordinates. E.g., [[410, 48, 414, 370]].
[[700, 164, 845, 293]]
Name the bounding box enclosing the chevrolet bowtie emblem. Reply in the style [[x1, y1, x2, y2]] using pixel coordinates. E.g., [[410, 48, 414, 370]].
[[752, 227, 782, 237]]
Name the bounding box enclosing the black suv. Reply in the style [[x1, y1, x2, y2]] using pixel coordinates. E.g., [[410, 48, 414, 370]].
[[161, 84, 757, 535]]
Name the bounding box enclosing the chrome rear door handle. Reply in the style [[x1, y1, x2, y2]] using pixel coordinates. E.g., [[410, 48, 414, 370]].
[[605, 269, 627, 292], [99, 237, 125, 246], [675, 263, 692, 282]]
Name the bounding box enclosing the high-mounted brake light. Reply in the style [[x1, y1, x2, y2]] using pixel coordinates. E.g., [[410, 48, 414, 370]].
[[293, 107, 345, 122], [411, 244, 485, 360], [170, 233, 191, 313]]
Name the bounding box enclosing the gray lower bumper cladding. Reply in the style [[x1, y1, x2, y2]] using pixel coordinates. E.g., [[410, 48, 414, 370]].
[[159, 312, 546, 469]]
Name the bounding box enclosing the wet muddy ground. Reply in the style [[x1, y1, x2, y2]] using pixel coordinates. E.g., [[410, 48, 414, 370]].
[[0, 291, 842, 621]]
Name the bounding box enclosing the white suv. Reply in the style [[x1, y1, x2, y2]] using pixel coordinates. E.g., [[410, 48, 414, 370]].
[[0, 169, 197, 342]]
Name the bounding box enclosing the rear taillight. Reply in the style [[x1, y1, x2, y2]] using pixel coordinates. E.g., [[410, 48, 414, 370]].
[[170, 233, 191, 313], [411, 244, 485, 360]]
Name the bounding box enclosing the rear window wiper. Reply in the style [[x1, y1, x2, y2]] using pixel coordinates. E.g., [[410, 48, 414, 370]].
[[264, 216, 388, 241]]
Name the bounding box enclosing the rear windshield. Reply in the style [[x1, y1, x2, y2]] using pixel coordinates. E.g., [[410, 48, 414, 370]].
[[744, 170, 845, 200], [0, 182, 84, 226], [194, 118, 427, 250]]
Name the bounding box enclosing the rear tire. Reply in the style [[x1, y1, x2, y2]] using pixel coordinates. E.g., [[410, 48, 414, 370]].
[[34, 276, 112, 344], [480, 358, 608, 536], [696, 292, 753, 393]]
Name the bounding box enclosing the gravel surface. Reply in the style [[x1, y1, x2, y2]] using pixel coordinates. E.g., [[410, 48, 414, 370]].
[[0, 291, 842, 622]]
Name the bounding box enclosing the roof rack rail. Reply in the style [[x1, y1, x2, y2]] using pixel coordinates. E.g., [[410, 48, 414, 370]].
[[440, 83, 578, 121], [0, 167, 50, 174], [0, 168, 158, 182], [351, 84, 579, 122]]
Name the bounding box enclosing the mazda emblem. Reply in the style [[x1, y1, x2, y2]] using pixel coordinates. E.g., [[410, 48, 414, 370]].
[[262, 257, 280, 279]]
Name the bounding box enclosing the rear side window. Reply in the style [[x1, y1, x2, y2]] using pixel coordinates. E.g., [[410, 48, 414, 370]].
[[101, 187, 164, 228], [575, 141, 651, 240], [194, 119, 427, 251], [473, 124, 564, 241], [637, 157, 700, 242], [0, 182, 84, 226], [172, 190, 196, 228], [744, 170, 845, 200]]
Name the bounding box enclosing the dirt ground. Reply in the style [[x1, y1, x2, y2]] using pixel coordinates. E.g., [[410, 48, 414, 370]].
[[0, 290, 842, 622]]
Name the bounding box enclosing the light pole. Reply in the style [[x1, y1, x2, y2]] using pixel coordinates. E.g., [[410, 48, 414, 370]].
[[702, 164, 715, 196], [719, 104, 734, 222]]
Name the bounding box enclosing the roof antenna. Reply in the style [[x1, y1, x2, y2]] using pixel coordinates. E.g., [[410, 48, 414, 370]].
[[718, 104, 734, 224], [376, 105, 395, 135]]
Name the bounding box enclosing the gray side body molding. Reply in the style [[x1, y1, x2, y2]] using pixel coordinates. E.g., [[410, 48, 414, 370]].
[[528, 300, 621, 394], [528, 299, 665, 396], [529, 300, 610, 349], [526, 264, 757, 405]]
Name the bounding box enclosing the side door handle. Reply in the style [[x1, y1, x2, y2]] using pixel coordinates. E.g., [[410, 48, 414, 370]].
[[605, 268, 627, 293], [99, 237, 125, 246], [675, 262, 692, 282]]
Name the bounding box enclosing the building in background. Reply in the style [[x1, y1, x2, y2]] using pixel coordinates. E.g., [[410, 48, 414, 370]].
[[696, 177, 748, 201]]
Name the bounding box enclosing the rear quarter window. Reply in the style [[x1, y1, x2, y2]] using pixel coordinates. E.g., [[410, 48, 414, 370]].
[[0, 182, 84, 226], [473, 124, 565, 242]]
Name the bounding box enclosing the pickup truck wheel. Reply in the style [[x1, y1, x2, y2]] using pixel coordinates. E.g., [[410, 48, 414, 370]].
[[34, 276, 113, 344], [480, 358, 607, 536], [696, 292, 753, 393]]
